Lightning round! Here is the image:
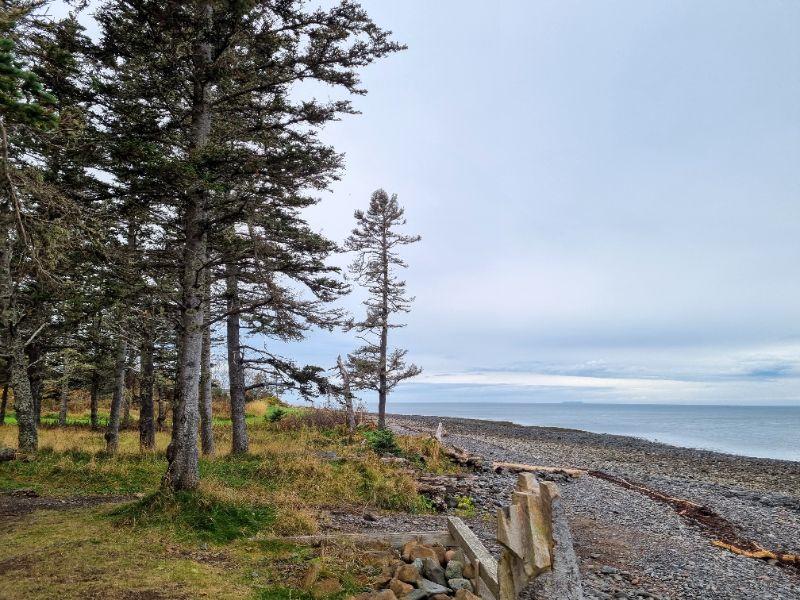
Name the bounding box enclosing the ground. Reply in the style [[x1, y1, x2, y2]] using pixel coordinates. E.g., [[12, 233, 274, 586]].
[[0, 402, 448, 600]]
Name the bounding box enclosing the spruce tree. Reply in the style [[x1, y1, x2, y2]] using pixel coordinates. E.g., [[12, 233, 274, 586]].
[[345, 190, 421, 429]]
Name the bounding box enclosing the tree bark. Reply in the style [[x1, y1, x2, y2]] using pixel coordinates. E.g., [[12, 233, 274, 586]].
[[156, 385, 166, 431], [0, 381, 8, 425], [89, 370, 99, 430], [121, 368, 132, 429], [105, 335, 127, 453], [199, 266, 215, 455], [139, 323, 155, 450], [336, 355, 356, 434], [226, 260, 248, 454], [58, 353, 69, 426], [26, 342, 43, 424], [163, 2, 213, 490], [11, 338, 36, 452]]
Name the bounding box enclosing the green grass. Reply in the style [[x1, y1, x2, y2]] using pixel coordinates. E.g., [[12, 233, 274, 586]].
[[113, 490, 277, 543]]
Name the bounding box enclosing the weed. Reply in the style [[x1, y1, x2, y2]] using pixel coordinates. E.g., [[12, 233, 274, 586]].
[[454, 495, 476, 517]]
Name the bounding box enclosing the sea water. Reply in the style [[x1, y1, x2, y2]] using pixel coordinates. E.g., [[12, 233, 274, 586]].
[[364, 395, 800, 461]]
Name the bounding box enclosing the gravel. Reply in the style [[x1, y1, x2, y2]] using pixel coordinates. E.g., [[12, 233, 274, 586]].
[[386, 414, 800, 600]]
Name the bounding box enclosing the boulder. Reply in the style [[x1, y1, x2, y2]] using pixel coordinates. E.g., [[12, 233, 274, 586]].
[[431, 595, 451, 600], [431, 543, 448, 565], [350, 591, 397, 600], [395, 564, 420, 584], [412, 558, 425, 573], [389, 579, 414, 598], [409, 545, 439, 562], [417, 578, 451, 596], [444, 549, 457, 563], [448, 579, 473, 593], [403, 590, 427, 600], [445, 560, 464, 580], [462, 563, 475, 580], [454, 589, 482, 600], [312, 578, 343, 599], [421, 558, 448, 587]]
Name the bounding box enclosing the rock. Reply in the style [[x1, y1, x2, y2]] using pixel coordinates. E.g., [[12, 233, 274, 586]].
[[312, 578, 342, 599], [431, 595, 451, 600], [422, 558, 448, 587], [409, 545, 439, 562], [462, 562, 475, 580], [395, 564, 420, 584], [363, 512, 379, 522], [431, 543, 448, 565], [302, 562, 322, 589], [417, 578, 451, 596], [403, 590, 427, 600], [454, 590, 482, 600], [445, 560, 464, 580], [390, 579, 414, 597], [375, 574, 393, 589], [412, 558, 425, 573], [402, 541, 418, 561], [448, 579, 473, 592], [351, 590, 398, 600], [444, 550, 457, 563]]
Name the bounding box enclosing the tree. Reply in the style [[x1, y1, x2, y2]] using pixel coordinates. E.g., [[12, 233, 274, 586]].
[[345, 190, 422, 428], [0, 1, 60, 452], [345, 190, 421, 429], [95, 0, 403, 487]]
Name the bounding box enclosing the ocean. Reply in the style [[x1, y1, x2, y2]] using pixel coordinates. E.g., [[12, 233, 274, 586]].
[[368, 400, 800, 462]]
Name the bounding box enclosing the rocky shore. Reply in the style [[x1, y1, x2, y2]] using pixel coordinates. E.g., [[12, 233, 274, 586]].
[[384, 414, 800, 600]]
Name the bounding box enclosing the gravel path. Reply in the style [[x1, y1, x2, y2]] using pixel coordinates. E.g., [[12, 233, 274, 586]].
[[386, 414, 800, 600]]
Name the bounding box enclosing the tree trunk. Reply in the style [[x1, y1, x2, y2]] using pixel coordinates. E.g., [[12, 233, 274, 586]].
[[139, 325, 155, 450], [200, 266, 215, 455], [226, 260, 248, 454], [11, 338, 36, 452], [58, 353, 69, 426], [156, 385, 166, 431], [105, 335, 127, 453], [89, 371, 100, 430], [26, 342, 43, 424], [377, 221, 389, 429], [121, 368, 132, 429], [336, 355, 356, 434], [0, 382, 8, 425], [163, 3, 213, 490]]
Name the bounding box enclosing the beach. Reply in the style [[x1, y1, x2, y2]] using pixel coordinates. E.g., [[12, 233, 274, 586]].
[[386, 414, 800, 600]]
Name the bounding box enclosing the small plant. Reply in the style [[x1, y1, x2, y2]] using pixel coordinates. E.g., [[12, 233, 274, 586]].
[[454, 495, 476, 517], [267, 407, 287, 423], [363, 428, 398, 454]]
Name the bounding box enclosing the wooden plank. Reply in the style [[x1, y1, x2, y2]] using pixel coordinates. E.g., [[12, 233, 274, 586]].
[[447, 517, 500, 598], [263, 530, 455, 549]]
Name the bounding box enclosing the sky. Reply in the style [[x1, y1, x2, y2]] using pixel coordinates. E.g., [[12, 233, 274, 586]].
[[52, 1, 800, 405]]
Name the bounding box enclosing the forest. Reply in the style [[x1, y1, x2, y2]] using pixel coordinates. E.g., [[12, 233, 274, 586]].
[[0, 0, 425, 481]]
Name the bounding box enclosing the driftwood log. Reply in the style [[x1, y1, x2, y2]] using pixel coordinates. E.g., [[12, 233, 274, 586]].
[[492, 462, 585, 478]]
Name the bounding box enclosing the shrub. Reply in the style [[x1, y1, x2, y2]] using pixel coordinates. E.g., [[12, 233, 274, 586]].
[[266, 407, 287, 423], [363, 428, 397, 454], [277, 408, 349, 431]]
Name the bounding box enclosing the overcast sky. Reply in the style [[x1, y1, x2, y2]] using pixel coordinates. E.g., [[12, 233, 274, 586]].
[[54, 1, 800, 404]]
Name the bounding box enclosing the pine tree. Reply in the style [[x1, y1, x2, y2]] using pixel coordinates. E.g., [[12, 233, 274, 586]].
[[345, 190, 421, 429]]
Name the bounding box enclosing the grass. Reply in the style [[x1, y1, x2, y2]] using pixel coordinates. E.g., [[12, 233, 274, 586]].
[[0, 400, 456, 598]]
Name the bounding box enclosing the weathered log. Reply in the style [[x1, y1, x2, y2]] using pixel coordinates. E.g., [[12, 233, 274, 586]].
[[261, 530, 455, 549], [492, 462, 585, 478], [528, 495, 584, 599], [447, 516, 500, 598]]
